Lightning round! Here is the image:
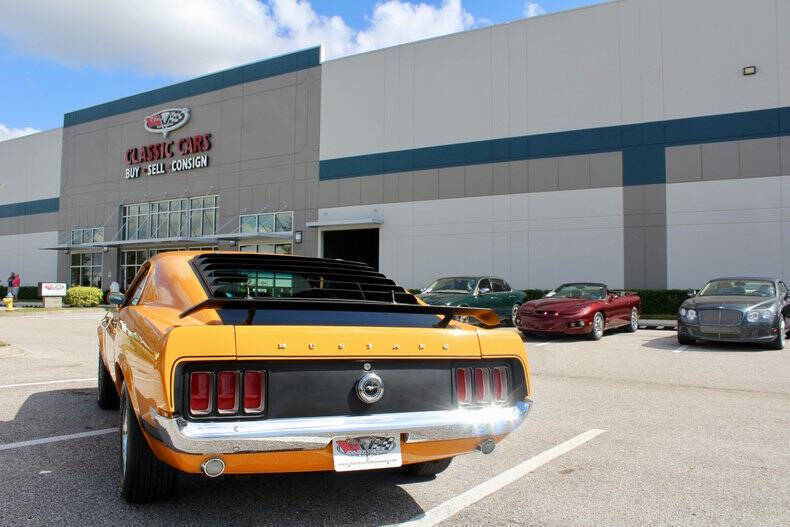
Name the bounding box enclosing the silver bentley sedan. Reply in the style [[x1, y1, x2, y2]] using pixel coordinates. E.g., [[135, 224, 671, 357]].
[[677, 277, 790, 349]]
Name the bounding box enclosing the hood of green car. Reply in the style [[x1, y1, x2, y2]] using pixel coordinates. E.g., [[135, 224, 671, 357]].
[[418, 292, 474, 305]]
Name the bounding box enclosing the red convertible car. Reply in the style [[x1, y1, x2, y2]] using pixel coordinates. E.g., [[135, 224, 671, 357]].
[[514, 283, 641, 340]]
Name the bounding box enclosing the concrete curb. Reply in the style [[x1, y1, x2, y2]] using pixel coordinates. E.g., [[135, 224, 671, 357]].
[[638, 319, 677, 330]]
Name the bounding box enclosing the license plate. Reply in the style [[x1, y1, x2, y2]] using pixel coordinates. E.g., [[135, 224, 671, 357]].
[[332, 435, 402, 472]]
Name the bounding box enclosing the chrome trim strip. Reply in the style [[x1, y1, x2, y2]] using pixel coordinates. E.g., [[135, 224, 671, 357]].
[[149, 400, 531, 454]]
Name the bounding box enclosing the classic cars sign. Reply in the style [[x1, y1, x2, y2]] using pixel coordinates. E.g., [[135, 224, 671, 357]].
[[123, 107, 213, 180]]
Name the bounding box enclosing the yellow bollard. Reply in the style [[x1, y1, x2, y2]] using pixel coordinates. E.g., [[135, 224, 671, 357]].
[[2, 296, 13, 311]]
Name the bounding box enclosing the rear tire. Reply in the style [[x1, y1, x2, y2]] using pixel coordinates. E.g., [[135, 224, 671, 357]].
[[677, 334, 695, 345], [97, 346, 119, 410], [769, 318, 785, 350], [588, 312, 604, 340], [402, 457, 453, 477], [120, 383, 176, 503]]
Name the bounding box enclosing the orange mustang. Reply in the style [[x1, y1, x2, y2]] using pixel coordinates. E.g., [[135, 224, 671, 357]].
[[97, 251, 532, 502]]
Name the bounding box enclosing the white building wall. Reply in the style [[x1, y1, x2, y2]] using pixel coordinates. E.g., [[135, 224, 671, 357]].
[[0, 231, 59, 285], [317, 187, 624, 290], [320, 0, 785, 161], [0, 128, 62, 206], [666, 176, 790, 289]]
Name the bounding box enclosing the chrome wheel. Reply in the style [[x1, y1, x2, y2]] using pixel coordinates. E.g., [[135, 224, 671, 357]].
[[591, 312, 604, 340], [511, 303, 521, 325], [629, 307, 639, 331]]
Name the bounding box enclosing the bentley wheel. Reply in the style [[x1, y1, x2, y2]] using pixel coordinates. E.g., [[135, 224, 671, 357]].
[[677, 334, 695, 345], [588, 312, 604, 340], [510, 303, 521, 327], [769, 318, 785, 350], [97, 345, 119, 410], [402, 457, 453, 477], [625, 307, 639, 333], [120, 383, 176, 502]]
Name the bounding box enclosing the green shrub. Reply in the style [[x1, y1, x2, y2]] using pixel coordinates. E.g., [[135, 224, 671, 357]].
[[64, 286, 103, 307], [633, 289, 688, 316], [0, 286, 39, 300]]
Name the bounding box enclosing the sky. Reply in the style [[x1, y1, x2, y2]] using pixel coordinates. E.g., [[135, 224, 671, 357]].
[[0, 0, 603, 141]]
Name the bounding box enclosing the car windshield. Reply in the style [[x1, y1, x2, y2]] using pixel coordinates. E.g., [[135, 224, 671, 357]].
[[424, 277, 477, 294], [545, 283, 606, 300], [698, 279, 775, 297]]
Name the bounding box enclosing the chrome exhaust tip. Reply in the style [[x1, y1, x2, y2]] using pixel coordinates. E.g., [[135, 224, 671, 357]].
[[477, 438, 496, 455], [201, 457, 225, 477]]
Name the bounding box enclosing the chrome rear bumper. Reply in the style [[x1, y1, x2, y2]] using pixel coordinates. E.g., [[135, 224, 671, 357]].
[[148, 400, 531, 454]]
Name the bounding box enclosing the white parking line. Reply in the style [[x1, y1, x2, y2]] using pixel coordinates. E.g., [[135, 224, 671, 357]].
[[391, 428, 607, 527], [0, 428, 116, 452], [0, 378, 95, 389], [672, 345, 687, 354]]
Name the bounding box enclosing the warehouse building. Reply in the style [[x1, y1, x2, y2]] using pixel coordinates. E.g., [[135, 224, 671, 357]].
[[0, 0, 788, 291]]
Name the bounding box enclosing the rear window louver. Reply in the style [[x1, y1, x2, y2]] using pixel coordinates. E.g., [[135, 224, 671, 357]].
[[190, 253, 418, 304]]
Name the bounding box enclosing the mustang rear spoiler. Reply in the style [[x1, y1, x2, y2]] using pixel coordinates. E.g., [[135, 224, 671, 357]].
[[178, 297, 500, 328]]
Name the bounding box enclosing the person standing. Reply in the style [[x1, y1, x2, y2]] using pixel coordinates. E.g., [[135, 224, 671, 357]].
[[6, 273, 13, 298], [9, 272, 20, 301]]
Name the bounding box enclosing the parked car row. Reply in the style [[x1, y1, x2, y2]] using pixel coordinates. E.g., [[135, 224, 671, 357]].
[[417, 277, 641, 341]]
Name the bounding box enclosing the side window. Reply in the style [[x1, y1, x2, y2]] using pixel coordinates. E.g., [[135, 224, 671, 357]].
[[503, 281, 512, 292], [478, 279, 492, 292], [128, 270, 150, 306], [779, 282, 788, 296], [491, 279, 506, 293]]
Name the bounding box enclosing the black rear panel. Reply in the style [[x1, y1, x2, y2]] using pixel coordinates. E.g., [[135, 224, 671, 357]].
[[175, 359, 527, 420]]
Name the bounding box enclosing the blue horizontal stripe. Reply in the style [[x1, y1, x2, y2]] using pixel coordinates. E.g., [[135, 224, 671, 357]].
[[320, 106, 790, 186], [64, 47, 321, 128], [0, 197, 59, 219]]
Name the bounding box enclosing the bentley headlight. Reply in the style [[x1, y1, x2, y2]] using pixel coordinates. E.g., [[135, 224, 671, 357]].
[[679, 308, 687, 317], [686, 309, 697, 321], [747, 309, 774, 322]]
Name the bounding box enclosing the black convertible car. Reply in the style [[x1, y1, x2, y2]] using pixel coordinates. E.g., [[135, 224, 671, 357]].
[[677, 277, 790, 349]]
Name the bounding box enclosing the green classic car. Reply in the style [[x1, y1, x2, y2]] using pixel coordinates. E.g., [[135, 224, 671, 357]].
[[418, 276, 527, 325]]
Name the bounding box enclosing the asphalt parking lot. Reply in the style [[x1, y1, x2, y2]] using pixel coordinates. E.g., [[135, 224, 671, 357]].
[[0, 310, 788, 526]]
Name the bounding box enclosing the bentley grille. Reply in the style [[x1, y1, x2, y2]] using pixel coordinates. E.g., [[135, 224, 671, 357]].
[[698, 309, 742, 326]]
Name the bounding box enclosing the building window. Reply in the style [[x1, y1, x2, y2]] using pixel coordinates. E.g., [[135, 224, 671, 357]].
[[71, 227, 104, 245], [238, 243, 292, 255], [121, 195, 217, 241], [121, 246, 217, 291], [239, 211, 293, 234], [70, 252, 103, 288], [121, 250, 148, 291]]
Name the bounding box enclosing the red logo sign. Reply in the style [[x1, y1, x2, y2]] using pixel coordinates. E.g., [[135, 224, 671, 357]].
[[144, 108, 190, 138]]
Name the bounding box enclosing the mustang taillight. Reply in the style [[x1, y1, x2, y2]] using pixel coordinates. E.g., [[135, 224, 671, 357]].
[[475, 367, 491, 402], [190, 372, 212, 415], [216, 371, 239, 414], [455, 365, 510, 406], [243, 370, 265, 413], [456, 368, 472, 404], [493, 366, 508, 402]]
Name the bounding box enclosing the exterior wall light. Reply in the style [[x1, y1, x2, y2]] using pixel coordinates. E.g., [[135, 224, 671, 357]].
[[742, 65, 757, 76], [294, 231, 303, 244]]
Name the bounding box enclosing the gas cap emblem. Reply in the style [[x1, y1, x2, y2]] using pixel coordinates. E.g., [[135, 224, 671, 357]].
[[356, 372, 384, 404]]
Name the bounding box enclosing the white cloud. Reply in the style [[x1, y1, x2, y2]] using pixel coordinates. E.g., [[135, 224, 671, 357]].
[[524, 2, 546, 17], [0, 124, 40, 142], [0, 0, 475, 78]]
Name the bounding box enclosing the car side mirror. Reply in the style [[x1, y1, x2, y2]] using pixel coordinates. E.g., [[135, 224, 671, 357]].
[[108, 292, 125, 308], [686, 289, 697, 297], [478, 287, 491, 295]]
